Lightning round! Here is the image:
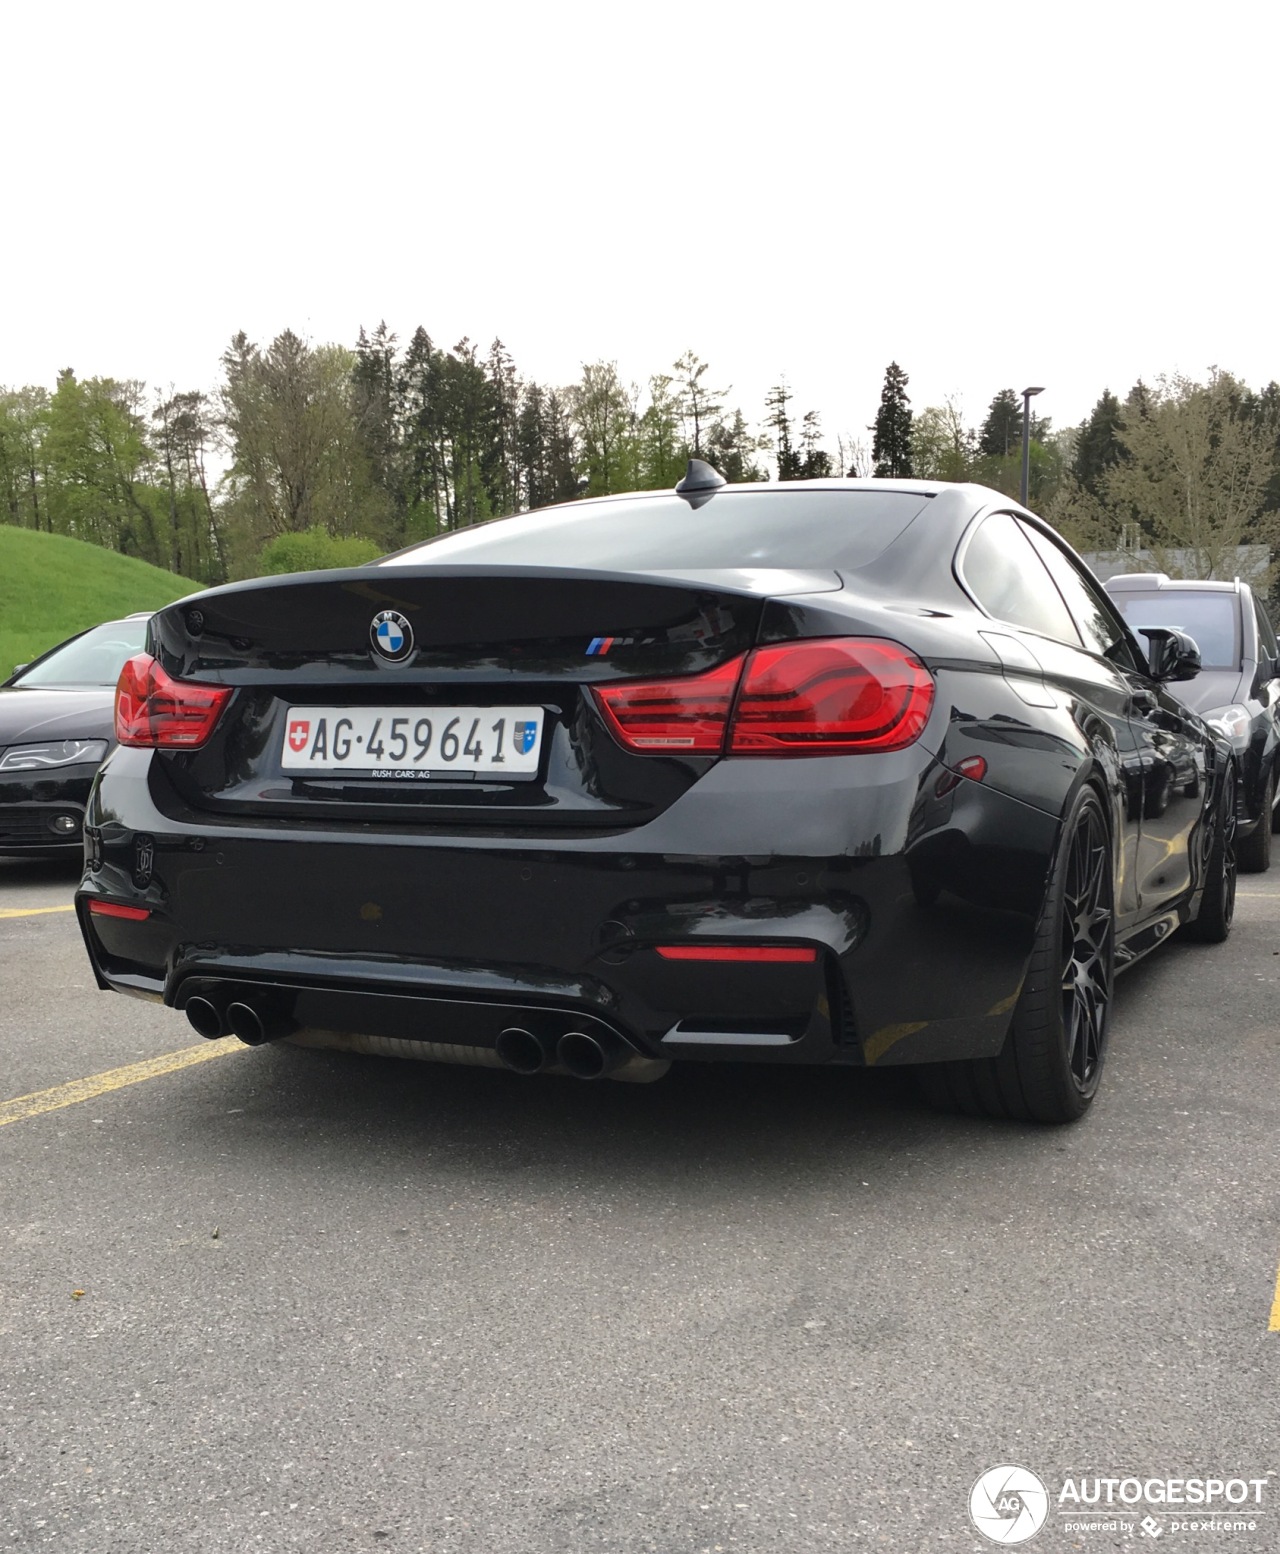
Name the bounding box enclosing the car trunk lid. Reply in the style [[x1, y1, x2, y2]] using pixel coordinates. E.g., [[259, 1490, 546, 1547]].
[[149, 565, 840, 829]]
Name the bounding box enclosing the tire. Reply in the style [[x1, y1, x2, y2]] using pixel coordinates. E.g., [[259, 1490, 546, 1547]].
[[1238, 771, 1272, 873], [1183, 762, 1237, 943], [917, 786, 1115, 1125]]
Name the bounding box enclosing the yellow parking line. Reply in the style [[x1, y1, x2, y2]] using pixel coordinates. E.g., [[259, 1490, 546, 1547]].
[[1270, 1266, 1280, 1332], [0, 904, 76, 919], [0, 1039, 244, 1128]]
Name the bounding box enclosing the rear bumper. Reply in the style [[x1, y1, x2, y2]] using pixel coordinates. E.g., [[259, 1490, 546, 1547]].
[[77, 747, 1060, 1067]]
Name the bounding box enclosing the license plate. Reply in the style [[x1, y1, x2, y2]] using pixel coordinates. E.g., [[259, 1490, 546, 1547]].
[[281, 707, 544, 776]]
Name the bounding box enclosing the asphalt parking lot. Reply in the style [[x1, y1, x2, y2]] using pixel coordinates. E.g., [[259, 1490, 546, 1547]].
[[2, 858, 1279, 1553]]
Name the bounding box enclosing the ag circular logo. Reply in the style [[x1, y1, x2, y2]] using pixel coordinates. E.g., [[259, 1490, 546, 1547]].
[[370, 609, 414, 663], [969, 1465, 1049, 1544]]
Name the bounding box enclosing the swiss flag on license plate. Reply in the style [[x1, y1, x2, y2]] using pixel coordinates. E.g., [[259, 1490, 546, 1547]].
[[287, 720, 311, 753]]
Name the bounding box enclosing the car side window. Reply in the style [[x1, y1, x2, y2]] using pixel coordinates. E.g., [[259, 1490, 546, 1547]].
[[1253, 595, 1278, 665], [959, 513, 1081, 645], [1016, 521, 1142, 671]]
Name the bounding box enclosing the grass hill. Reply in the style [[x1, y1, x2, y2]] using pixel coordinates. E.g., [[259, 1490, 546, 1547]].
[[0, 526, 202, 677]]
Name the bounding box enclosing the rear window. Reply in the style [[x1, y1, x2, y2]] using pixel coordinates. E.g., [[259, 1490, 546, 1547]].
[[1113, 591, 1239, 669], [379, 490, 931, 573]]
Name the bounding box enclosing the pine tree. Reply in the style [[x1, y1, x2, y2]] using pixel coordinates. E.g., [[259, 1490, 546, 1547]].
[[766, 381, 803, 480], [673, 351, 726, 457], [352, 322, 402, 528], [799, 411, 832, 478], [871, 362, 913, 478], [705, 409, 766, 483], [977, 389, 1022, 458], [1073, 390, 1125, 498]]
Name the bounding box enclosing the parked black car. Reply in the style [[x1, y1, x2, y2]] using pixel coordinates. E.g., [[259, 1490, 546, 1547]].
[[1104, 573, 1280, 872], [0, 616, 151, 857], [77, 472, 1236, 1124]]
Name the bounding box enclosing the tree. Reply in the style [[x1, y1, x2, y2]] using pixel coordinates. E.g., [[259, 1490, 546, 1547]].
[[569, 361, 638, 496], [484, 338, 522, 517], [0, 387, 50, 529], [43, 371, 164, 560], [152, 389, 226, 581], [637, 374, 687, 490], [673, 351, 726, 458], [766, 380, 803, 480], [1104, 371, 1280, 581], [911, 398, 973, 481], [218, 330, 387, 572], [977, 389, 1023, 459], [871, 362, 913, 478], [517, 384, 578, 511], [437, 337, 498, 527], [1073, 390, 1125, 498], [798, 410, 832, 478], [351, 322, 403, 527], [705, 408, 766, 483]]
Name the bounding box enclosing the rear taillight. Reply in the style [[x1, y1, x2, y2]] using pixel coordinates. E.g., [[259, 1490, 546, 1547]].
[[729, 639, 934, 753], [115, 653, 232, 749], [592, 638, 933, 757], [592, 655, 743, 753]]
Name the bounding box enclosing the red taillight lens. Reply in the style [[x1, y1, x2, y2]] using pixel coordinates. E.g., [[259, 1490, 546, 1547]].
[[115, 653, 232, 749], [592, 655, 743, 753], [729, 638, 934, 754], [592, 638, 934, 757]]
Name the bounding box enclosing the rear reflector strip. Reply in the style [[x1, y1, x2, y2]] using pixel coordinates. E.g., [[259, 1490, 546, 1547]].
[[655, 945, 817, 963], [88, 900, 151, 921]]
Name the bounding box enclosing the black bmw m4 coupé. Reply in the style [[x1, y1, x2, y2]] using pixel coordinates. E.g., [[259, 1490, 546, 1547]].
[[76, 467, 1236, 1123]]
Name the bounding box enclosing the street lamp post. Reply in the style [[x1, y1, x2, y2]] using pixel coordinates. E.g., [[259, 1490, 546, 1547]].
[[1020, 386, 1045, 506]]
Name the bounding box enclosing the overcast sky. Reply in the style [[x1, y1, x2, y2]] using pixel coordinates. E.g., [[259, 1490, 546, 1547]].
[[4, 0, 1277, 449]]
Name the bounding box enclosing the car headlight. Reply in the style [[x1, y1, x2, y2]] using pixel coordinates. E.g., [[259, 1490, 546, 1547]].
[[0, 738, 109, 771], [1203, 705, 1251, 745]]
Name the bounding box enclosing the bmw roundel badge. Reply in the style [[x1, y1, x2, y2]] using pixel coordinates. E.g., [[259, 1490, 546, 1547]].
[[370, 609, 414, 663]]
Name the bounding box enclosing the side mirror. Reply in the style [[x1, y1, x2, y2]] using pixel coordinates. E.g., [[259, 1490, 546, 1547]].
[[1140, 626, 1201, 683]]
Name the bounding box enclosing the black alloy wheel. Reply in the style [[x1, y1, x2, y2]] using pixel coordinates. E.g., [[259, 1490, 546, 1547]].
[[918, 786, 1115, 1124], [1057, 798, 1113, 1094]]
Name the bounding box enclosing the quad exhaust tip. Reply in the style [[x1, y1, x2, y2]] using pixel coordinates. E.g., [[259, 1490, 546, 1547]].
[[185, 996, 225, 1039], [495, 1027, 547, 1075], [185, 997, 670, 1080], [225, 1000, 293, 1046], [184, 994, 292, 1046], [557, 1030, 619, 1080]]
